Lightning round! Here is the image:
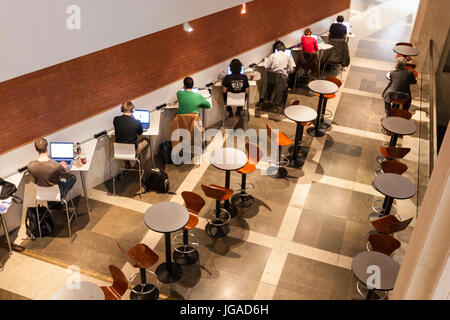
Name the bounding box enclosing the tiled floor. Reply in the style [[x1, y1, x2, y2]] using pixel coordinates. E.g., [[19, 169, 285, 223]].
[[0, 0, 422, 300]]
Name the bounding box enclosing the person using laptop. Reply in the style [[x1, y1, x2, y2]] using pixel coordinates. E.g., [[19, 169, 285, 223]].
[[329, 15, 347, 40], [113, 101, 149, 167], [222, 59, 250, 118], [301, 28, 319, 54], [27, 138, 76, 199], [177, 77, 211, 115]]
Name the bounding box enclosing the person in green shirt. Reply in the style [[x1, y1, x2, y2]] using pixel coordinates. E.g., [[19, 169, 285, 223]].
[[177, 77, 211, 114]]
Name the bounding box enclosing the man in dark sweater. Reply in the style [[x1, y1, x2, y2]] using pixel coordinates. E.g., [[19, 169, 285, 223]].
[[223, 59, 250, 118], [27, 138, 76, 198], [113, 101, 149, 166], [329, 15, 347, 40]]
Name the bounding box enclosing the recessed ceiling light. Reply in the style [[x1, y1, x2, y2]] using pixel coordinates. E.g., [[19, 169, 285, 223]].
[[241, 3, 247, 15], [183, 22, 193, 32]]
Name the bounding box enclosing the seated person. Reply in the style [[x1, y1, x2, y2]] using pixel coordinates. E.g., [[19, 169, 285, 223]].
[[329, 15, 347, 40], [27, 138, 76, 199], [382, 57, 417, 114], [301, 28, 319, 54], [222, 59, 250, 118], [113, 101, 149, 167], [177, 77, 211, 115]]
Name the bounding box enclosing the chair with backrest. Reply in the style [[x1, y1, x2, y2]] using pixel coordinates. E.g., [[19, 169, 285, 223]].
[[117, 243, 159, 300], [375, 160, 408, 177], [100, 265, 129, 300], [201, 184, 233, 238], [367, 234, 401, 256], [172, 191, 205, 265], [370, 215, 413, 235], [224, 92, 249, 130], [266, 123, 293, 179], [112, 143, 143, 197], [35, 184, 78, 241], [377, 146, 411, 164], [231, 143, 264, 208]]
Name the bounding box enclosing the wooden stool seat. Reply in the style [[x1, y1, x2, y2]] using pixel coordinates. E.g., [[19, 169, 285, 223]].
[[380, 146, 411, 159], [100, 265, 129, 300], [380, 160, 408, 175], [371, 215, 413, 234], [389, 108, 412, 119], [118, 243, 159, 269], [182, 212, 199, 231], [368, 234, 401, 256], [201, 184, 233, 201]]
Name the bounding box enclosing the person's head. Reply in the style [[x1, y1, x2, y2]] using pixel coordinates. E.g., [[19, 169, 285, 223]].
[[276, 42, 286, 52], [395, 57, 407, 69], [230, 59, 243, 75], [183, 77, 194, 89], [304, 28, 312, 36], [121, 101, 134, 114], [34, 138, 48, 155], [337, 15, 345, 23]]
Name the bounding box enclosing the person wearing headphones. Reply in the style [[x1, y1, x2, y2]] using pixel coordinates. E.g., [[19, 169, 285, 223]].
[[113, 101, 149, 167], [222, 59, 250, 118]]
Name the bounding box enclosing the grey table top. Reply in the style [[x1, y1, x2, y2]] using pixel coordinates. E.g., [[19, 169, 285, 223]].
[[393, 45, 419, 57], [210, 147, 247, 171], [373, 173, 417, 199], [51, 281, 105, 300], [144, 202, 189, 233], [352, 251, 400, 291], [381, 117, 416, 136], [308, 80, 339, 95], [284, 105, 317, 123]]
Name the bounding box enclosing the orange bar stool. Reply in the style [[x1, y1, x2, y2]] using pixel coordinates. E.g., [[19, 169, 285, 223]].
[[172, 191, 205, 265], [366, 234, 401, 256], [101, 265, 129, 300], [377, 145, 411, 164], [370, 215, 413, 236], [315, 76, 342, 129], [266, 124, 293, 179], [117, 243, 160, 300], [375, 159, 408, 177], [201, 184, 233, 238], [231, 143, 264, 208]]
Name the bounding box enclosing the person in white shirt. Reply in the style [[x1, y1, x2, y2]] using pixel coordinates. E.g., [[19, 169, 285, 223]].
[[265, 43, 296, 78]]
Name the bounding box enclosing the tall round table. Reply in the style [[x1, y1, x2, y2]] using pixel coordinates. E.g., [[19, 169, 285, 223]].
[[307, 80, 338, 137], [393, 45, 419, 58], [144, 202, 189, 283], [51, 281, 105, 300], [210, 147, 247, 218], [370, 173, 416, 221], [352, 251, 400, 300], [284, 105, 317, 168], [381, 117, 416, 147]]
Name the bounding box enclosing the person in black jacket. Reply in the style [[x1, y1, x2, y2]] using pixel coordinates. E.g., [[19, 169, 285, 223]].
[[223, 59, 249, 118], [113, 101, 149, 167], [382, 57, 417, 114]]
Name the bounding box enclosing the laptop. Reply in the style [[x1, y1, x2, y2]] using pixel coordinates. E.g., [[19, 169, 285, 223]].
[[311, 34, 318, 41], [50, 142, 75, 168], [275, 49, 292, 57], [227, 65, 245, 75], [181, 88, 199, 93], [133, 109, 150, 130]]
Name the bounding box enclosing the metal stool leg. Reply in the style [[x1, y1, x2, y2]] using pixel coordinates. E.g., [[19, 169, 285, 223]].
[[0, 214, 13, 255]]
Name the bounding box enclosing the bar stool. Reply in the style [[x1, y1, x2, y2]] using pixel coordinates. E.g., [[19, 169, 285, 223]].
[[112, 142, 144, 197], [201, 184, 233, 239], [395, 42, 413, 61], [35, 184, 78, 241], [266, 124, 293, 179], [223, 92, 248, 130], [389, 108, 412, 120], [315, 76, 342, 129], [370, 215, 413, 236], [172, 191, 205, 265], [100, 265, 129, 300], [117, 243, 159, 300], [377, 146, 411, 164], [405, 66, 418, 79], [375, 159, 408, 177], [366, 234, 401, 256], [231, 143, 264, 208]]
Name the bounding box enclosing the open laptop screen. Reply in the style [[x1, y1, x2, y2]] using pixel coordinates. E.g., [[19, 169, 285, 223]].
[[227, 66, 245, 75], [182, 88, 199, 93], [311, 34, 318, 41], [275, 49, 291, 57], [133, 110, 150, 124], [50, 142, 74, 159]]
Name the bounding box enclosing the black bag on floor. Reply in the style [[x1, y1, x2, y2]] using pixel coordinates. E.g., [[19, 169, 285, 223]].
[[160, 141, 173, 164], [142, 169, 175, 194], [0, 178, 22, 203], [25, 206, 54, 240]]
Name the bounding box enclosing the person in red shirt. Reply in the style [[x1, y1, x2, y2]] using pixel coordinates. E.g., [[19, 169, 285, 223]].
[[301, 28, 318, 53]]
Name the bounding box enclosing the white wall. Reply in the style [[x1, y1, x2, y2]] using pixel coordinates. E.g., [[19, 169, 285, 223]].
[[0, 0, 252, 82]]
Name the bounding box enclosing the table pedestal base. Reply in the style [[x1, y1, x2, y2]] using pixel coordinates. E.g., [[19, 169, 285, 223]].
[[155, 263, 182, 283], [288, 154, 306, 168], [173, 247, 199, 265], [288, 145, 309, 155], [319, 119, 332, 129], [231, 194, 255, 208], [267, 166, 288, 179], [205, 223, 230, 239], [307, 127, 326, 137], [130, 284, 159, 300]]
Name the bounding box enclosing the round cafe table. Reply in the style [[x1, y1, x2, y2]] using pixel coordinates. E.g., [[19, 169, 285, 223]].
[[144, 202, 189, 283], [393, 45, 419, 58], [210, 147, 247, 218], [284, 105, 317, 168], [369, 173, 416, 221], [381, 117, 416, 147], [51, 281, 105, 300], [307, 80, 338, 137], [352, 251, 400, 300]]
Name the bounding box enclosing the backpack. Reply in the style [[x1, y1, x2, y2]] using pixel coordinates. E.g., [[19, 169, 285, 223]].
[[142, 169, 174, 194], [25, 206, 54, 240], [160, 141, 173, 164], [0, 178, 22, 204]]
